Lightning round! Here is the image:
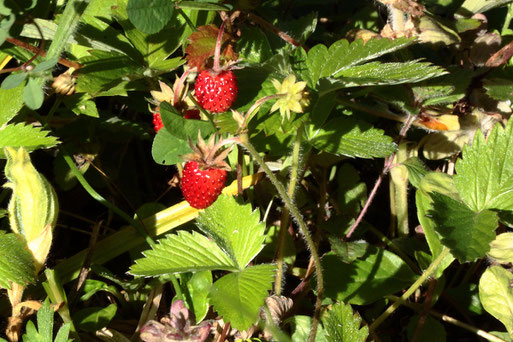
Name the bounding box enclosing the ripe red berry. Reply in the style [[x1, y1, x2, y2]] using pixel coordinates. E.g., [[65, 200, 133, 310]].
[[194, 70, 237, 113], [181, 161, 227, 209], [152, 111, 164, 132]]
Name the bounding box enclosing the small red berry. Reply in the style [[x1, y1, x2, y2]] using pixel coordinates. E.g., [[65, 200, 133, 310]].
[[181, 161, 227, 209], [153, 111, 164, 132], [194, 70, 237, 113]]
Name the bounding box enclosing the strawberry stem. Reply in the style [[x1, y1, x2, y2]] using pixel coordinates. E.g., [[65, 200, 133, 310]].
[[242, 94, 286, 129], [213, 20, 227, 73]]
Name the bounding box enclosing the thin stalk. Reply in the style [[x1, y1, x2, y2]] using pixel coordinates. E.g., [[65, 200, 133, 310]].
[[387, 295, 506, 342], [502, 2, 513, 35], [62, 152, 155, 246], [188, 93, 216, 129], [275, 126, 303, 295], [46, 0, 90, 60], [170, 276, 184, 302], [213, 20, 226, 72], [176, 8, 196, 31], [346, 114, 415, 239], [240, 134, 323, 342], [370, 248, 451, 332]]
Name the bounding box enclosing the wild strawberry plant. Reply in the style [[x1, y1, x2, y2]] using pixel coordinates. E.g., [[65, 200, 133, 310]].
[[1, 0, 513, 341]]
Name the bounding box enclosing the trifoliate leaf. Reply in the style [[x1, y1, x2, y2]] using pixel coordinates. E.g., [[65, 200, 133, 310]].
[[428, 192, 498, 263], [0, 123, 59, 157], [126, 0, 174, 34], [301, 37, 415, 87], [0, 231, 36, 289], [209, 264, 275, 331], [196, 195, 266, 269], [309, 116, 397, 158], [454, 119, 513, 211], [479, 266, 513, 335], [323, 302, 369, 342], [130, 231, 238, 276]]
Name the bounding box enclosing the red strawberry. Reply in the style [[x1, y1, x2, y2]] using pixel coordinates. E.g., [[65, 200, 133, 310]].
[[181, 160, 227, 209], [181, 134, 232, 209], [152, 110, 164, 132], [194, 70, 237, 113]]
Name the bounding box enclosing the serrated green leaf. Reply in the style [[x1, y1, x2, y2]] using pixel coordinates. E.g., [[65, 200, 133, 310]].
[[37, 298, 53, 341], [23, 77, 44, 110], [454, 119, 513, 211], [479, 266, 513, 335], [403, 157, 429, 188], [0, 82, 24, 126], [54, 323, 71, 342], [73, 303, 117, 332], [428, 192, 498, 263], [304, 37, 414, 87], [196, 195, 266, 269], [483, 78, 513, 101], [130, 231, 238, 276], [209, 264, 275, 331], [416, 173, 456, 276], [0, 123, 59, 157], [331, 60, 447, 87], [309, 117, 397, 158], [126, 0, 174, 34], [322, 247, 417, 305], [0, 231, 36, 290], [323, 302, 369, 342], [1, 72, 27, 90]]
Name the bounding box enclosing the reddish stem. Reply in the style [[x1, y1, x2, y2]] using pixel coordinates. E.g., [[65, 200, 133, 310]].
[[213, 20, 227, 73], [172, 69, 191, 106]]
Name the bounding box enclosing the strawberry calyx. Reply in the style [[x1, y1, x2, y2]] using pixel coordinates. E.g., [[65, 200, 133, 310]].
[[181, 133, 232, 172]]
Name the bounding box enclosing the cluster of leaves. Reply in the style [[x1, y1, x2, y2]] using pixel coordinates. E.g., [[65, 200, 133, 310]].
[[1, 0, 513, 341]]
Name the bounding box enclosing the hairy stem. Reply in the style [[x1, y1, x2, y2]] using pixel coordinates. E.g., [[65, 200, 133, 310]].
[[370, 248, 451, 331], [275, 126, 303, 295], [240, 134, 323, 342], [346, 114, 415, 239]]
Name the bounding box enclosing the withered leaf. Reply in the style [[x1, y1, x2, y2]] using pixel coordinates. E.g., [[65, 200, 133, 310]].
[[185, 24, 237, 70]]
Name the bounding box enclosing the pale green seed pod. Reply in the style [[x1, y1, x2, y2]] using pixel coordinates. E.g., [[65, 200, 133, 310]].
[[4, 147, 59, 272]]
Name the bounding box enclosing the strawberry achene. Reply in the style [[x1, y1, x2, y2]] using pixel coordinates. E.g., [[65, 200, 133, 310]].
[[194, 70, 237, 113], [181, 161, 227, 209]]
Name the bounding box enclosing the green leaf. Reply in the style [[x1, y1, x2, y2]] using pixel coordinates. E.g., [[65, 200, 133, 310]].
[[0, 123, 59, 157], [488, 233, 513, 264], [330, 60, 446, 88], [403, 157, 429, 188], [130, 231, 238, 276], [0, 82, 24, 126], [1, 72, 27, 90], [309, 116, 397, 158], [428, 192, 498, 263], [152, 102, 215, 165], [208, 264, 275, 331], [37, 298, 53, 341], [126, 0, 174, 34], [303, 37, 415, 87], [288, 315, 327, 342], [323, 302, 369, 342], [416, 172, 456, 275], [454, 119, 513, 211], [54, 323, 71, 342], [458, 0, 513, 15], [196, 195, 267, 269], [187, 270, 212, 323], [479, 266, 513, 335], [483, 78, 513, 101], [73, 303, 117, 332], [23, 77, 44, 110], [329, 238, 368, 264], [237, 27, 273, 64], [0, 231, 36, 289], [80, 279, 121, 301], [31, 57, 59, 73], [322, 247, 417, 305], [177, 1, 231, 10], [407, 315, 446, 342]]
